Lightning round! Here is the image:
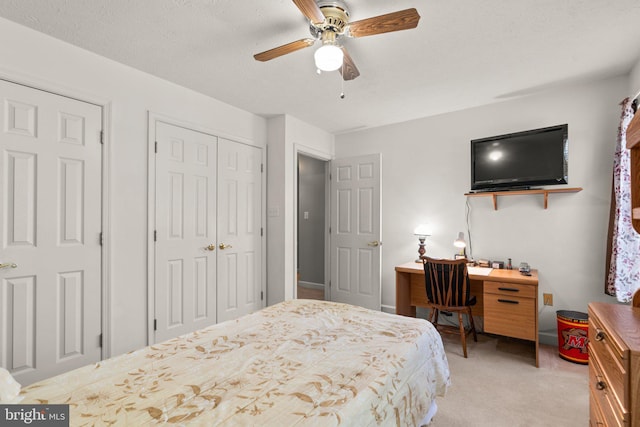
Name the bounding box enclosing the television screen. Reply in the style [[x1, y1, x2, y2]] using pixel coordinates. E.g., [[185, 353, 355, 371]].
[[470, 124, 568, 191]]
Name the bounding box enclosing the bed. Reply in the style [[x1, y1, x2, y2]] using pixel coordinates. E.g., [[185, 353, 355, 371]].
[[18, 299, 450, 426]]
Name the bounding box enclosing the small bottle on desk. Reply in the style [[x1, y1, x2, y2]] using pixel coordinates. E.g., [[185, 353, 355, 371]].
[[507, 258, 512, 270]]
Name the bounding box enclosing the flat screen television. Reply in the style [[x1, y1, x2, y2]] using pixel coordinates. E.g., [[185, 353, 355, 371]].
[[470, 124, 568, 191]]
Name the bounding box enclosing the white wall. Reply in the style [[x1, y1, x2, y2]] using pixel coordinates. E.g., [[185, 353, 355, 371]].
[[0, 17, 267, 356], [335, 76, 627, 343]]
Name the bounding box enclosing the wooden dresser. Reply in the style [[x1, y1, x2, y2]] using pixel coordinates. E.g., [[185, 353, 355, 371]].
[[588, 302, 640, 426]]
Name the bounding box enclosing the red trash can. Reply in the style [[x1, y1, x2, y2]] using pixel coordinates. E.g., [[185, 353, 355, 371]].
[[556, 310, 589, 364]]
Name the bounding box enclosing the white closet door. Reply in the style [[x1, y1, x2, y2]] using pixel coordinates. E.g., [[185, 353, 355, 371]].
[[155, 122, 217, 342], [0, 80, 102, 385], [217, 139, 262, 322], [330, 154, 382, 311]]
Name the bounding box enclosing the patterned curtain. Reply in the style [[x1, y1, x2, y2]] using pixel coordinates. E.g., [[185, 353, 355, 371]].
[[605, 98, 640, 302]]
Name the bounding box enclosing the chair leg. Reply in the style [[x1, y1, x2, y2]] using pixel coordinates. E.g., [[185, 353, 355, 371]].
[[467, 308, 478, 342], [458, 312, 467, 358]]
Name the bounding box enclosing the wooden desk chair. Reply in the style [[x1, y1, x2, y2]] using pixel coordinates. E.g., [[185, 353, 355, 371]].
[[423, 257, 478, 358], [633, 289, 640, 308]]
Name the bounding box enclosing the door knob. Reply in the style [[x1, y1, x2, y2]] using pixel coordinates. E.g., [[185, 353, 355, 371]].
[[219, 243, 233, 250], [205, 244, 216, 251], [0, 263, 17, 269], [367, 241, 381, 247]]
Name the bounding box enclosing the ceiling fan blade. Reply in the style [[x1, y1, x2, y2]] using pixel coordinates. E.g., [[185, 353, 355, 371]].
[[254, 38, 315, 62], [339, 47, 360, 81], [292, 0, 325, 25], [348, 8, 421, 38]]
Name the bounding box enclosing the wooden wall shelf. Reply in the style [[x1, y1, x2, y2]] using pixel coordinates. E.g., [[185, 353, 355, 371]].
[[464, 187, 583, 210]]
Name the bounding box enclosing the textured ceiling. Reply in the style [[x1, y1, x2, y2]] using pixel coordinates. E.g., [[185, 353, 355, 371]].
[[1, 0, 640, 134]]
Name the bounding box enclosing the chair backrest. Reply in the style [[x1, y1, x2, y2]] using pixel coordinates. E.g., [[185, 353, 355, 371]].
[[423, 257, 471, 308]]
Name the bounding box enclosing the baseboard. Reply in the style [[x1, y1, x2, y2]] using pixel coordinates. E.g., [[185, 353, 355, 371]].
[[297, 281, 324, 291], [539, 330, 558, 346], [381, 305, 395, 314]]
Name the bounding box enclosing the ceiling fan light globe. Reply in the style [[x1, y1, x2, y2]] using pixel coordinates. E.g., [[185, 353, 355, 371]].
[[314, 44, 343, 71]]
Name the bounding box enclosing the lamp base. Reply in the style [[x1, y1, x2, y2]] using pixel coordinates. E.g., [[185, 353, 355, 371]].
[[416, 237, 426, 263]]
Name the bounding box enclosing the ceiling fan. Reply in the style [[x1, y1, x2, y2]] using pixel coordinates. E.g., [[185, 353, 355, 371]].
[[253, 0, 421, 81]]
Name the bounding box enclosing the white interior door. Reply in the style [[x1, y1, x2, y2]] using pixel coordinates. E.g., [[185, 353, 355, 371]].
[[217, 139, 262, 322], [155, 122, 217, 342], [0, 80, 103, 385], [330, 154, 381, 310]]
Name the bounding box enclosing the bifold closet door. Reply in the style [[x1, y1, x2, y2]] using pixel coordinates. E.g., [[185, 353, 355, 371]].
[[0, 80, 103, 385], [216, 139, 262, 322], [154, 122, 217, 342]]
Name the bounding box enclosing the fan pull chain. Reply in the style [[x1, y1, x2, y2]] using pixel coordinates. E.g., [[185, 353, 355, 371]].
[[340, 63, 345, 99]]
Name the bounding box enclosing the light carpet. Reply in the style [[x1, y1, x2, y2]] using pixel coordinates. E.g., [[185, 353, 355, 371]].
[[429, 333, 589, 426]]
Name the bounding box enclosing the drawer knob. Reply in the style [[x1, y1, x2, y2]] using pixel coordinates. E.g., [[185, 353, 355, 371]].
[[596, 380, 606, 391], [594, 330, 606, 341]]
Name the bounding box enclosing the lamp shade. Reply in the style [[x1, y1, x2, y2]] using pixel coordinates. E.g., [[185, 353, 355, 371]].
[[314, 44, 344, 71], [414, 224, 432, 237], [453, 231, 466, 248]]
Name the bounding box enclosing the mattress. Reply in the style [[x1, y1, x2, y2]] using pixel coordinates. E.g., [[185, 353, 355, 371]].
[[19, 299, 450, 426]]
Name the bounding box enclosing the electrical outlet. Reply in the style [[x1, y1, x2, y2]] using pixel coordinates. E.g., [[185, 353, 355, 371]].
[[543, 293, 553, 306]]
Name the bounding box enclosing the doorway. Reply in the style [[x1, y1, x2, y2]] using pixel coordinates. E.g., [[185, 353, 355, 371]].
[[297, 154, 328, 301]]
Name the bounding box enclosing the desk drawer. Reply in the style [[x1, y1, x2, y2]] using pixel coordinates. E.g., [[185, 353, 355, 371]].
[[484, 281, 536, 299], [484, 293, 535, 340]]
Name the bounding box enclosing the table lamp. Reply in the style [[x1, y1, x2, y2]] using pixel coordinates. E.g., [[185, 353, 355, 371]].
[[414, 224, 432, 262], [453, 231, 467, 259]]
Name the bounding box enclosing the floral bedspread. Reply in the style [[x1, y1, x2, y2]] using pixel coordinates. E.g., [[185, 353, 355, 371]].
[[20, 300, 450, 426]]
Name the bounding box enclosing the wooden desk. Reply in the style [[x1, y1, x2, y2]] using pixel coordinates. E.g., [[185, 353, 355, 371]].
[[395, 262, 539, 366]]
